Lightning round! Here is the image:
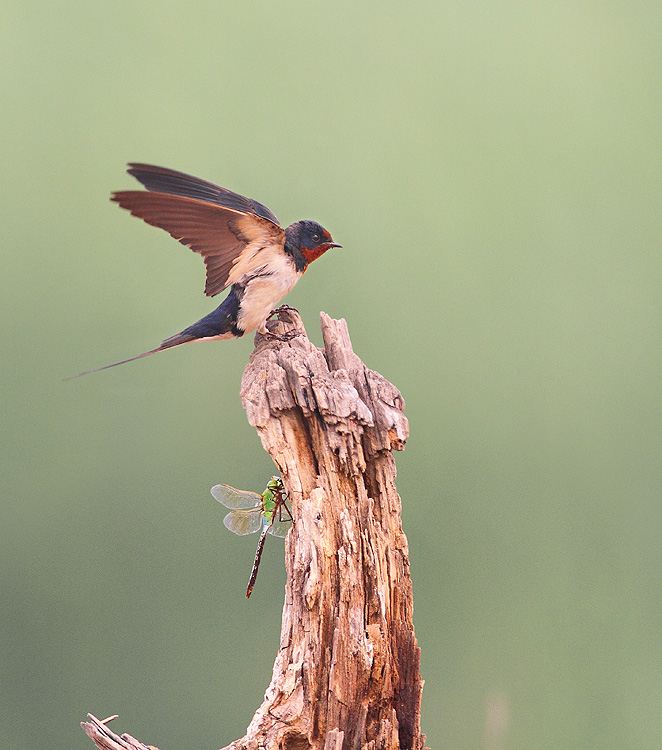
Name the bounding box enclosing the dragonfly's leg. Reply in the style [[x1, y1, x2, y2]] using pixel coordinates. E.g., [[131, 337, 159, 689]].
[[279, 500, 293, 523]]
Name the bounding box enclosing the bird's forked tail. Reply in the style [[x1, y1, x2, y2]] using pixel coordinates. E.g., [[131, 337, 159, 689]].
[[63, 332, 197, 380]]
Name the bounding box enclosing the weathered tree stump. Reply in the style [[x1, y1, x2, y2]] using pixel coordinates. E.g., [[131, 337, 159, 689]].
[[82, 309, 425, 750]]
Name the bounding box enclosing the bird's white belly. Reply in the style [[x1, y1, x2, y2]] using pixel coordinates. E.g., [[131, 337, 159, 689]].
[[236, 266, 300, 333]]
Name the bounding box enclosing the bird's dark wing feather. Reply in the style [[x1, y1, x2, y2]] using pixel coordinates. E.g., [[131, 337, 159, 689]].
[[126, 163, 281, 226], [111, 191, 286, 297]]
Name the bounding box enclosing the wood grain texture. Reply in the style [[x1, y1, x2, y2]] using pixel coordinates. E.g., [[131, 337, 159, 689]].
[[231, 308, 424, 750], [81, 308, 425, 750]]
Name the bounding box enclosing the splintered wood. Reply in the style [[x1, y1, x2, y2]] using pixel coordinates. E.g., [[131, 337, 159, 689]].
[[81, 715, 155, 750], [82, 309, 425, 750], [232, 309, 424, 750]]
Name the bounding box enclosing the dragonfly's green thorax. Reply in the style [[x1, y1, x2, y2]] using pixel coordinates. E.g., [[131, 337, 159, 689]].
[[261, 476, 285, 522]]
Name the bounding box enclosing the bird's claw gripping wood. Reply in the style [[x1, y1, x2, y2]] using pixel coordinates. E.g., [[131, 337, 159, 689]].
[[270, 304, 299, 315], [266, 305, 305, 339], [256, 305, 307, 342], [264, 328, 304, 342]]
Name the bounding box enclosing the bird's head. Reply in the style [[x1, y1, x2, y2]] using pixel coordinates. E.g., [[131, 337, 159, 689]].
[[286, 220, 341, 264]]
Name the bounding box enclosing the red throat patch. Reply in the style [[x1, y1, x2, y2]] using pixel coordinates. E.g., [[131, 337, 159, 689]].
[[301, 244, 331, 264]]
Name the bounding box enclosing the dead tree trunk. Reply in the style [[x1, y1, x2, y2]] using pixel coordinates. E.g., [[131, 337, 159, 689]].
[[82, 309, 425, 750]]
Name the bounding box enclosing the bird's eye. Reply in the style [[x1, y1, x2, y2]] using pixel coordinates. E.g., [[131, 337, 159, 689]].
[[312, 233, 321, 242]]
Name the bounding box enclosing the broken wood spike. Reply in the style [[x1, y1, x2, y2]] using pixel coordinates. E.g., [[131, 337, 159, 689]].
[[81, 714, 160, 750]]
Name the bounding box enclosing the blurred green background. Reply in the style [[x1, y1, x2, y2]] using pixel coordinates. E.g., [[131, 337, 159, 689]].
[[2, 2, 661, 749]]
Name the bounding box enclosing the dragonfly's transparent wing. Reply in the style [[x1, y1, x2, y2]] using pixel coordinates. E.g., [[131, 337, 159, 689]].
[[266, 503, 293, 538], [267, 516, 292, 538], [223, 509, 263, 536], [211, 484, 262, 510]]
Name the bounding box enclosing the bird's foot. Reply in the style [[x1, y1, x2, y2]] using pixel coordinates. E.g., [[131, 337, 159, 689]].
[[259, 305, 302, 340], [269, 304, 298, 317], [264, 329, 302, 342]]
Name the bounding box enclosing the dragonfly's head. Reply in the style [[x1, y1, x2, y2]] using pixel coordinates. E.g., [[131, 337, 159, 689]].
[[264, 476, 284, 498]]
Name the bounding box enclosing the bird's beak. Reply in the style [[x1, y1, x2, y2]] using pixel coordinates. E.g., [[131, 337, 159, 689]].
[[328, 242, 342, 249]]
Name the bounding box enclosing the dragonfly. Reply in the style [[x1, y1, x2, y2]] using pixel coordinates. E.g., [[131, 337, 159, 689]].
[[211, 476, 292, 598]]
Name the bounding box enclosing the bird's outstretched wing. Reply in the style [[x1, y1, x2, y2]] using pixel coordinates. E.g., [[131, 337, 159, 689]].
[[126, 163, 280, 224], [111, 164, 285, 297]]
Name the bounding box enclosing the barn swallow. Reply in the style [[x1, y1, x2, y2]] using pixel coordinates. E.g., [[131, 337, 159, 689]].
[[68, 163, 340, 378]]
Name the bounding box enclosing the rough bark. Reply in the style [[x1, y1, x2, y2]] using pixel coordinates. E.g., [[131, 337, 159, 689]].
[[82, 308, 425, 750]]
